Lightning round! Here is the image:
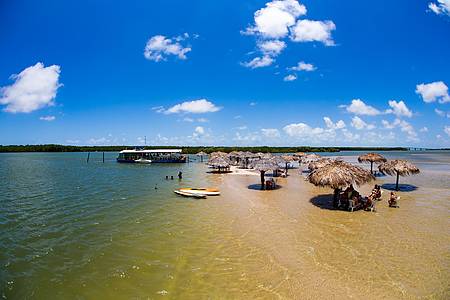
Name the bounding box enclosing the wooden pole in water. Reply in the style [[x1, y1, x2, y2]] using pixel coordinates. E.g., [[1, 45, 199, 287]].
[[103, 152, 105, 163], [87, 152, 90, 163]]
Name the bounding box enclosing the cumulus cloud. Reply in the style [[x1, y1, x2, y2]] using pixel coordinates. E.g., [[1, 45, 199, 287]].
[[382, 118, 418, 141], [351, 116, 375, 130], [164, 99, 221, 114], [258, 40, 286, 56], [0, 62, 62, 113], [415, 81, 450, 103], [39, 115, 56, 121], [288, 61, 316, 71], [283, 122, 324, 137], [290, 19, 336, 46], [242, 55, 274, 68], [428, 1, 450, 16], [261, 128, 280, 138], [324, 117, 345, 129], [344, 99, 380, 116], [283, 74, 297, 81], [144, 34, 192, 62], [419, 127, 429, 133], [194, 126, 205, 136], [242, 1, 336, 69], [244, 0, 307, 38], [386, 100, 413, 118], [435, 108, 450, 118]]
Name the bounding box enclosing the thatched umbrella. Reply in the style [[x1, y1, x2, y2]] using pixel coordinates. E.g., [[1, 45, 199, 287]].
[[281, 155, 295, 174], [378, 160, 420, 191], [293, 152, 306, 160], [308, 161, 375, 190], [250, 158, 279, 189], [240, 151, 259, 168], [196, 151, 208, 162], [210, 151, 228, 158], [358, 153, 387, 174], [301, 153, 321, 164], [207, 156, 231, 173], [308, 158, 335, 171]]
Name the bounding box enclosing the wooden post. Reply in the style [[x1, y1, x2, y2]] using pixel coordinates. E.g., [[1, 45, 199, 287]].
[[260, 171, 265, 190], [87, 152, 90, 163], [370, 161, 373, 174], [396, 172, 399, 191], [103, 152, 105, 163]]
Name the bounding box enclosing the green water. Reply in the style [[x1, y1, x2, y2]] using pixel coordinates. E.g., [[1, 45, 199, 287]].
[[1, 151, 449, 299]]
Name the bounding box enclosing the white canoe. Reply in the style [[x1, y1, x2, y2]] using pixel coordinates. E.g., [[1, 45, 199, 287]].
[[179, 188, 220, 196], [174, 190, 206, 199]]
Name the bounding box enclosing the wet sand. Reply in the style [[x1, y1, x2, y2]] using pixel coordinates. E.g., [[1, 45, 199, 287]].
[[211, 159, 450, 299]]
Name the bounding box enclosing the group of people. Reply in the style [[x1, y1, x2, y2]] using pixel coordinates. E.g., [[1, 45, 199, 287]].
[[165, 171, 183, 180], [333, 184, 399, 211]]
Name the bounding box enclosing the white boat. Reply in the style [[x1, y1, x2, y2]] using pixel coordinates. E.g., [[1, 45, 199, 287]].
[[179, 188, 220, 196], [134, 158, 152, 164], [174, 190, 207, 199]]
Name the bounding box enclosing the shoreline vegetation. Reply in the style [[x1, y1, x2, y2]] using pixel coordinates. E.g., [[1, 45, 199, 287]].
[[1, 144, 447, 153]]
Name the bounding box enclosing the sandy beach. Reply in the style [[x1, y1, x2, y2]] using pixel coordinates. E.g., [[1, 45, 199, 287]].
[[203, 155, 450, 299]]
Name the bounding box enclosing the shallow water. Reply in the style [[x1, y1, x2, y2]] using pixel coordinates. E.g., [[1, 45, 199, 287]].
[[0, 151, 449, 299]]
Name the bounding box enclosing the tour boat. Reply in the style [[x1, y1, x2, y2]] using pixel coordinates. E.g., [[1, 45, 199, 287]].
[[117, 149, 186, 163]]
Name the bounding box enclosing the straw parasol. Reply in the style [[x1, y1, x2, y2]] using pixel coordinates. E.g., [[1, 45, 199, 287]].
[[358, 153, 387, 174], [196, 151, 208, 162], [308, 160, 375, 190], [378, 159, 420, 191], [301, 153, 321, 164], [250, 158, 280, 189], [308, 158, 335, 171], [207, 156, 231, 173], [240, 151, 259, 168], [281, 155, 295, 174], [210, 151, 228, 158]]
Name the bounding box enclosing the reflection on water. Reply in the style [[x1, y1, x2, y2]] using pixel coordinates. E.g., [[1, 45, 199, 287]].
[[0, 151, 449, 299]]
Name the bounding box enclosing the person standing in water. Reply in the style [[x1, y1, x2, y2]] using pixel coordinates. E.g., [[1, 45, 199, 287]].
[[178, 171, 182, 179]]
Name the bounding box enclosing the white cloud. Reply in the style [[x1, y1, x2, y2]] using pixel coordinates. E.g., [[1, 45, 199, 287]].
[[0, 62, 62, 113], [39, 115, 55, 121], [283, 122, 324, 137], [344, 99, 380, 116], [258, 40, 286, 56], [445, 126, 450, 137], [428, 1, 450, 15], [194, 126, 205, 135], [197, 117, 208, 123], [290, 20, 336, 46], [144, 34, 191, 62], [381, 118, 418, 141], [435, 108, 445, 117], [242, 55, 274, 68], [244, 0, 307, 39], [289, 61, 316, 71], [324, 117, 345, 129], [415, 81, 450, 103], [351, 116, 375, 130], [164, 99, 221, 114], [420, 127, 429, 132], [261, 128, 280, 138], [235, 125, 248, 130], [183, 117, 194, 122], [283, 74, 297, 81], [386, 100, 413, 118]]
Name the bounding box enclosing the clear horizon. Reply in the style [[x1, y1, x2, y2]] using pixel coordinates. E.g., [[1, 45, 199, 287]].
[[1, 1, 449, 148]]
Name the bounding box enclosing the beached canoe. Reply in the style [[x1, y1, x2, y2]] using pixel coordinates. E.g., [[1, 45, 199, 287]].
[[179, 188, 221, 196], [174, 190, 207, 199]]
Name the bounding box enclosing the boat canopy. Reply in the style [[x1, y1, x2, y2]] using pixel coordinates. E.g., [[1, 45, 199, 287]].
[[119, 149, 182, 154]]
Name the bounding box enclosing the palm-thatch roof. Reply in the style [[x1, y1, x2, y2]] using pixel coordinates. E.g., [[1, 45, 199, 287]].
[[196, 151, 208, 156], [308, 158, 334, 171], [210, 151, 228, 158], [250, 158, 280, 172], [228, 151, 242, 157], [207, 156, 231, 168], [308, 161, 375, 189], [358, 153, 387, 163], [378, 160, 420, 176], [281, 155, 295, 162], [301, 153, 321, 164]]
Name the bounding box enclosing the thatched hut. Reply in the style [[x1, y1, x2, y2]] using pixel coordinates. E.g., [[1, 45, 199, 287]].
[[281, 155, 295, 174], [308, 160, 375, 190], [358, 153, 387, 174], [378, 159, 420, 190], [250, 158, 280, 189], [240, 151, 259, 168]]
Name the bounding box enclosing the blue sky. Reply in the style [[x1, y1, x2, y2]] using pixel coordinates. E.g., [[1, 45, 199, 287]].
[[1, 0, 449, 147]]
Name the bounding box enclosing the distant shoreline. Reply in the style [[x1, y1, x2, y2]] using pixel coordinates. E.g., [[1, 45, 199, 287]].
[[1, 144, 447, 154]]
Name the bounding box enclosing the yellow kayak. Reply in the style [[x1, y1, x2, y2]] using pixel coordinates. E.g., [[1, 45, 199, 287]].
[[174, 190, 206, 199], [179, 188, 220, 196]]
